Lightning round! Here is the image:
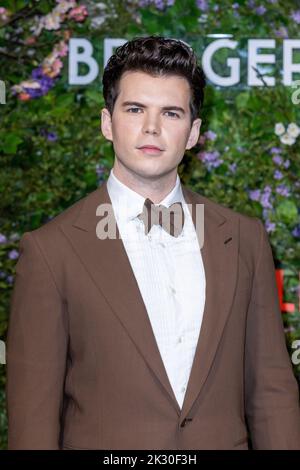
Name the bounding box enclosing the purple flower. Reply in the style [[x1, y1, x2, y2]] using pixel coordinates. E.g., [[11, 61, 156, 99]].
[[8, 249, 19, 260], [41, 129, 58, 141], [290, 285, 300, 295], [292, 224, 300, 238], [27, 66, 56, 98], [96, 163, 105, 176], [274, 170, 283, 180], [247, 0, 256, 7], [232, 3, 239, 9], [0, 233, 7, 244], [262, 209, 269, 220], [265, 220, 276, 233], [6, 275, 14, 285], [284, 326, 295, 333], [274, 27, 289, 39], [283, 159, 290, 168], [204, 130, 217, 141], [291, 10, 300, 24], [198, 150, 223, 171], [260, 186, 272, 208], [0, 271, 6, 278], [272, 155, 283, 166], [196, 0, 208, 12], [31, 66, 43, 80], [276, 184, 290, 197], [255, 5, 266, 15], [138, 0, 174, 9], [47, 132, 57, 142], [270, 147, 282, 154], [261, 189, 273, 209], [229, 162, 237, 173], [249, 189, 261, 201], [154, 0, 165, 10], [96, 163, 106, 182]]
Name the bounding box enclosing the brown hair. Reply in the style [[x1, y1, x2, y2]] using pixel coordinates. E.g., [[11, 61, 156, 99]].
[[102, 35, 206, 127]]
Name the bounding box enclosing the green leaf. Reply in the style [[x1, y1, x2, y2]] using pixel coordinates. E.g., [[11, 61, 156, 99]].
[[85, 89, 102, 105], [276, 201, 298, 225], [236, 92, 249, 110], [1, 133, 23, 154], [83, 170, 97, 186]]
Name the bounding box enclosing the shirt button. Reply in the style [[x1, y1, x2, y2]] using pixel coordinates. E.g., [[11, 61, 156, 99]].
[[181, 386, 186, 393], [160, 242, 165, 248], [177, 336, 183, 344], [170, 286, 176, 294]]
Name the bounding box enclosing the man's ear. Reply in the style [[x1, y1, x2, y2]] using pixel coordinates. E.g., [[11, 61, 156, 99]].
[[185, 118, 202, 150], [100, 107, 113, 142]]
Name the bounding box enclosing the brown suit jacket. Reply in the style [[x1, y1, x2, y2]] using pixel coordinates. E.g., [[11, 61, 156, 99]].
[[6, 181, 300, 449]]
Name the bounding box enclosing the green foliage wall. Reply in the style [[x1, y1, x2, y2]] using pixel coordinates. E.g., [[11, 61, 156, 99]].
[[1, 0, 300, 449]]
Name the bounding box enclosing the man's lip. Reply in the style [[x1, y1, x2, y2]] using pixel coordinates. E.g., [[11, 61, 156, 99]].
[[138, 146, 163, 151]]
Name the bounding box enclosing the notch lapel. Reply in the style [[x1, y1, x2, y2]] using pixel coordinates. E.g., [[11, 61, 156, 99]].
[[179, 186, 239, 421]]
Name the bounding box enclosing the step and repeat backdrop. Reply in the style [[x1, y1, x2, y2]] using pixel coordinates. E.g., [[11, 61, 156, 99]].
[[0, 0, 300, 449]]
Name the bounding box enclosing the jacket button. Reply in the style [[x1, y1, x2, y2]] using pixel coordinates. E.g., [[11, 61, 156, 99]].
[[180, 417, 193, 427]]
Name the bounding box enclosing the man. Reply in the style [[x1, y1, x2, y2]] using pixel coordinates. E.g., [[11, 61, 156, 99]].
[[6, 35, 300, 450]]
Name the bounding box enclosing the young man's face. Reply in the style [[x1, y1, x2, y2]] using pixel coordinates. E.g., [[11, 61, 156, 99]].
[[101, 70, 201, 182]]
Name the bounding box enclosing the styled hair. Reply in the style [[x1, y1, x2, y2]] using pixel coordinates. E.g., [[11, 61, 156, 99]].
[[102, 35, 206, 127]]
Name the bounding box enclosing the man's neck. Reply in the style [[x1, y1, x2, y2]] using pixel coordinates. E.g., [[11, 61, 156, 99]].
[[112, 164, 178, 204]]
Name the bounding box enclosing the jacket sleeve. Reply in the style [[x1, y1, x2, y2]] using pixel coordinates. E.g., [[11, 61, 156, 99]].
[[5, 231, 69, 449], [244, 218, 300, 449]]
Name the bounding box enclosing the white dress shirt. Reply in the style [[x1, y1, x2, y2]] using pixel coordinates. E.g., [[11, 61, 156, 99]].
[[106, 168, 206, 409]]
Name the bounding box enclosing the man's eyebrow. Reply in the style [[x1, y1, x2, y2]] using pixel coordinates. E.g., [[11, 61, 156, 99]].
[[121, 101, 186, 114]]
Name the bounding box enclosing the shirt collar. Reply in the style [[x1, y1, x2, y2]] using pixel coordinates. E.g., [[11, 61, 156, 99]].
[[106, 168, 185, 223]]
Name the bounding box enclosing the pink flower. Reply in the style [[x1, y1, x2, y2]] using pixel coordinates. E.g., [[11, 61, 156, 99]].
[[68, 5, 88, 22], [56, 41, 68, 57], [0, 6, 11, 22], [25, 36, 37, 45], [42, 58, 63, 78], [19, 92, 31, 101], [43, 11, 62, 30]]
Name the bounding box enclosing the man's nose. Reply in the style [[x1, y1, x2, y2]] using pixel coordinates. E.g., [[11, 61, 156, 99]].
[[142, 114, 161, 135]]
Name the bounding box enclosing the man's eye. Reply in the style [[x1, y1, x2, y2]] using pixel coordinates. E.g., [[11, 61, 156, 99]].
[[126, 108, 179, 117], [127, 107, 141, 113], [165, 111, 179, 118]]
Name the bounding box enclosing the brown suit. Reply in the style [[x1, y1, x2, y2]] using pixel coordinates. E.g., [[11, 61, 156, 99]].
[[6, 180, 300, 449]]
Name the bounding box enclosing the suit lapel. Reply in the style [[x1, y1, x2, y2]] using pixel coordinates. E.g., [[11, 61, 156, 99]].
[[60, 181, 181, 414], [179, 186, 239, 421], [60, 180, 239, 421]]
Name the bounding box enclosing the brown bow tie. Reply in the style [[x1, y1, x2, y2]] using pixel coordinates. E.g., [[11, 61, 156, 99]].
[[137, 198, 185, 237]]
